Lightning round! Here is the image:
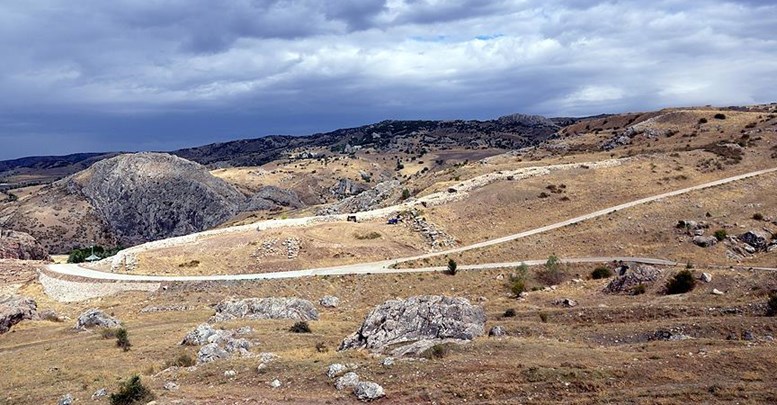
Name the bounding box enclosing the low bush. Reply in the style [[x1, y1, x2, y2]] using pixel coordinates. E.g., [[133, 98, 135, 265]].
[[767, 293, 777, 316], [116, 328, 131, 351], [753, 213, 764, 221], [536, 255, 565, 286], [698, 118, 708, 124], [511, 279, 525, 296], [289, 321, 312, 333], [447, 259, 458, 275], [591, 267, 613, 279], [100, 328, 119, 339], [666, 270, 697, 295], [633, 284, 647, 295], [423, 343, 451, 359], [714, 229, 727, 241], [354, 232, 381, 240], [165, 353, 195, 368], [110, 376, 153, 405], [503, 308, 517, 317], [714, 113, 726, 120]]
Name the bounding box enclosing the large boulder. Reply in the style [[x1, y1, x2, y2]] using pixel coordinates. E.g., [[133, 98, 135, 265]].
[[692, 236, 717, 248], [603, 264, 662, 294], [0, 229, 50, 260], [0, 295, 38, 334], [211, 297, 318, 322], [739, 230, 772, 252], [339, 295, 486, 353], [74, 308, 121, 330], [197, 343, 230, 364]]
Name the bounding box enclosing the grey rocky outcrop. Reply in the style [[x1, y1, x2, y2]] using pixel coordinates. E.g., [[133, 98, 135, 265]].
[[245, 186, 304, 211], [330, 179, 368, 199], [74, 308, 121, 330], [327, 363, 347, 378], [0, 295, 38, 334], [339, 295, 486, 353], [211, 297, 319, 322], [320, 296, 340, 308], [317, 180, 400, 215], [692, 236, 718, 248], [335, 372, 360, 390], [180, 323, 220, 346], [58, 394, 73, 405], [91, 388, 107, 400], [604, 264, 661, 294], [60, 152, 247, 246], [197, 343, 230, 364], [739, 230, 773, 252], [353, 381, 385, 402], [0, 229, 50, 260]]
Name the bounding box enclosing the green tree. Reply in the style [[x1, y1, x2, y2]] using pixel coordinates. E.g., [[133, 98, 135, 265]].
[[447, 259, 458, 275]]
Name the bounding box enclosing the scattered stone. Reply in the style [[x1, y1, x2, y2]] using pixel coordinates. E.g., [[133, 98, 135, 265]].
[[743, 244, 757, 254], [604, 265, 661, 294], [91, 388, 107, 400], [353, 381, 385, 402], [692, 236, 717, 248], [651, 330, 692, 341], [693, 229, 705, 236], [327, 363, 347, 378], [339, 295, 485, 354], [0, 295, 38, 334], [553, 298, 578, 307], [380, 357, 394, 367], [320, 296, 340, 308], [742, 331, 755, 341], [197, 343, 230, 364], [270, 379, 282, 388], [489, 325, 507, 337], [711, 289, 725, 295], [58, 394, 73, 405], [336, 372, 360, 390], [39, 309, 64, 322], [163, 381, 179, 391], [211, 297, 319, 322], [74, 308, 120, 330], [257, 363, 267, 372], [140, 304, 189, 313], [700, 273, 713, 283], [224, 370, 237, 378], [259, 352, 278, 364]]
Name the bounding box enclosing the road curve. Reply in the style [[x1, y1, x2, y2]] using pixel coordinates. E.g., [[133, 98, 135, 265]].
[[45, 166, 777, 282]]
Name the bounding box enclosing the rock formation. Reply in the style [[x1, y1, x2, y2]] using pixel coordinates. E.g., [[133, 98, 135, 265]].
[[339, 295, 486, 353], [0, 295, 38, 333], [0, 229, 49, 260], [211, 297, 319, 322]]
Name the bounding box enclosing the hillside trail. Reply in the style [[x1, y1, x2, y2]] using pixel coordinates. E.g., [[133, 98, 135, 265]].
[[45, 165, 777, 282]]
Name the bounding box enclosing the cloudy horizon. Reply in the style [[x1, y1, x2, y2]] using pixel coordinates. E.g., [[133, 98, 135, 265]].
[[1, 0, 775, 160]]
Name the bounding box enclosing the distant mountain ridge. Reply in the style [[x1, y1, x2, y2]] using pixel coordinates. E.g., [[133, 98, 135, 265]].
[[0, 113, 575, 186]]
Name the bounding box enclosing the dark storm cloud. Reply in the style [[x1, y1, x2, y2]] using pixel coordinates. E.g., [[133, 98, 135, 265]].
[[0, 0, 775, 159]]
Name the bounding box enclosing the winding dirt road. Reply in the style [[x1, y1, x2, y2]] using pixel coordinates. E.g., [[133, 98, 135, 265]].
[[44, 166, 777, 282]]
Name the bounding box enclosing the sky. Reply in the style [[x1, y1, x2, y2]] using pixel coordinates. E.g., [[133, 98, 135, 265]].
[[0, 0, 775, 160]]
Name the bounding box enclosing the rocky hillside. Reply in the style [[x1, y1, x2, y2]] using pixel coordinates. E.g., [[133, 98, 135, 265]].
[[0, 229, 49, 260], [60, 153, 247, 246], [0, 153, 304, 253], [0, 113, 571, 186]]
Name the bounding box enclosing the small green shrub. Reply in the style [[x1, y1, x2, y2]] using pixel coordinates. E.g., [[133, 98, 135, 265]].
[[289, 321, 312, 333], [698, 118, 708, 124], [116, 328, 131, 351], [536, 255, 564, 286], [165, 353, 195, 368], [767, 293, 777, 316], [401, 188, 411, 200], [753, 213, 764, 221], [666, 270, 697, 295], [633, 284, 647, 295], [447, 259, 458, 275], [591, 267, 613, 279], [510, 279, 525, 296], [110, 376, 153, 405], [503, 308, 517, 317], [714, 229, 727, 241], [714, 113, 726, 120]]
